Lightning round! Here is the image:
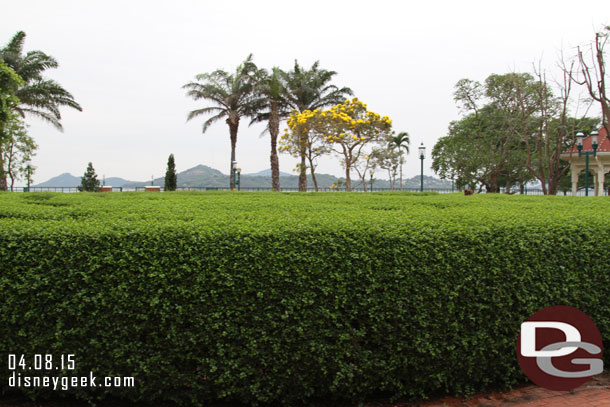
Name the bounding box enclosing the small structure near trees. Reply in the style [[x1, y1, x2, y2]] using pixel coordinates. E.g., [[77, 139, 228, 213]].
[[561, 128, 610, 196]]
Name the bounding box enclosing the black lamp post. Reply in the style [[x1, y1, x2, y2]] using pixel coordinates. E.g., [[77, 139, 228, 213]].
[[418, 143, 426, 192], [25, 164, 33, 192], [232, 161, 238, 191], [236, 166, 241, 191], [576, 130, 599, 196]]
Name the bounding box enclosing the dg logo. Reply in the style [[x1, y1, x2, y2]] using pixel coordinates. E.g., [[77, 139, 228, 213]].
[[516, 305, 604, 391]]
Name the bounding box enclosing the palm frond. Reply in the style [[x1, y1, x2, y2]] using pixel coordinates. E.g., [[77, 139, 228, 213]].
[[202, 111, 228, 134], [1, 32, 81, 131], [186, 106, 224, 122], [20, 108, 63, 130], [1, 31, 26, 57]]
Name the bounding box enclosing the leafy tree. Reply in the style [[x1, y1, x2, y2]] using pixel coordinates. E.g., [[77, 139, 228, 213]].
[[443, 72, 596, 194], [0, 61, 24, 190], [0, 62, 22, 124], [0, 31, 82, 190], [78, 162, 100, 192], [371, 141, 403, 190], [282, 98, 392, 191], [390, 131, 410, 190], [183, 55, 259, 188], [283, 61, 353, 191], [1, 113, 36, 191], [353, 152, 378, 192], [432, 105, 533, 192], [164, 153, 177, 191]]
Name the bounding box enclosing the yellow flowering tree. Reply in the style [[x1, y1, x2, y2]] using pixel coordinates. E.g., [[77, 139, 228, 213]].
[[279, 110, 330, 191], [282, 98, 391, 191]]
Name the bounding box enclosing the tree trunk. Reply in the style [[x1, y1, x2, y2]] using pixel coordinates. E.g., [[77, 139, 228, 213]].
[[0, 126, 7, 191], [307, 155, 319, 192], [269, 104, 280, 192], [488, 173, 499, 193], [298, 155, 307, 191], [361, 176, 368, 192], [227, 118, 239, 189], [399, 163, 403, 190], [345, 166, 352, 192], [298, 129, 307, 191], [547, 179, 558, 196], [9, 172, 15, 192], [0, 157, 6, 191]]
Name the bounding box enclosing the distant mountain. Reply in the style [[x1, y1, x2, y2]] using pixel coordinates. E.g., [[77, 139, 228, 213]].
[[103, 177, 132, 186], [35, 165, 453, 190], [34, 173, 81, 187], [34, 173, 136, 188], [244, 169, 293, 177], [121, 164, 227, 188]]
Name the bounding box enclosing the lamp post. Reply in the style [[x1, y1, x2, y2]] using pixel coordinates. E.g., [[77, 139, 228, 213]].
[[25, 164, 32, 192], [418, 143, 426, 192], [232, 161, 238, 191], [576, 130, 599, 196]]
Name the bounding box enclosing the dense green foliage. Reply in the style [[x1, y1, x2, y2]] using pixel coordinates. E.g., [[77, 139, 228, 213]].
[[434, 74, 602, 195], [78, 162, 99, 192], [1, 192, 609, 406], [164, 154, 177, 191], [1, 31, 81, 191]]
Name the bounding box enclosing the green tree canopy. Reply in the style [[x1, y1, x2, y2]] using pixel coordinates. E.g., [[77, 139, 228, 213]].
[[0, 31, 82, 190], [282, 61, 353, 191], [164, 153, 177, 191], [78, 162, 100, 192]]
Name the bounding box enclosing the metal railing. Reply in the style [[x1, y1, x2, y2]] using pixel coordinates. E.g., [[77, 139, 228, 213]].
[[9, 186, 609, 195]]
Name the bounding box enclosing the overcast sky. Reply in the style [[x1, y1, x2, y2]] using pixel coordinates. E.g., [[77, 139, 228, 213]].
[[2, 0, 608, 184]]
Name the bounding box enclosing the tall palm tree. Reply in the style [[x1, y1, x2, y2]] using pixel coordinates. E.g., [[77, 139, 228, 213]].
[[283, 61, 353, 191], [391, 132, 410, 190], [183, 55, 260, 189], [0, 31, 82, 190], [249, 67, 289, 191]]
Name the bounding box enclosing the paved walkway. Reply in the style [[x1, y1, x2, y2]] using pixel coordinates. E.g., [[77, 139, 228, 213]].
[[388, 373, 610, 407]]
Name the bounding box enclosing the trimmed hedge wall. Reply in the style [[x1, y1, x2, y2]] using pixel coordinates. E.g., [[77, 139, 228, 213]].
[[1, 192, 609, 405]]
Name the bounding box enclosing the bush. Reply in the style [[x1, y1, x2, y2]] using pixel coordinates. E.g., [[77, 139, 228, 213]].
[[0, 192, 609, 405]]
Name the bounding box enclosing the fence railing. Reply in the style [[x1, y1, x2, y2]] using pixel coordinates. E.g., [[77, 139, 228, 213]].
[[9, 186, 609, 195], [12, 186, 458, 193]]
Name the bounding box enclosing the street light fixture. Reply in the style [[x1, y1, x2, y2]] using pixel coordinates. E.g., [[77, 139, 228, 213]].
[[576, 130, 599, 196], [419, 143, 426, 192]]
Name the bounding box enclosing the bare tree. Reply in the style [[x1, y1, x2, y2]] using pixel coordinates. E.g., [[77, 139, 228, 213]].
[[573, 26, 609, 135], [523, 62, 575, 196]]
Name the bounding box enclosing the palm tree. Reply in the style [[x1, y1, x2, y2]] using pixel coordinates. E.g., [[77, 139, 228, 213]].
[[0, 31, 82, 190], [391, 132, 410, 190], [283, 61, 353, 191], [249, 67, 289, 191], [183, 55, 260, 188]]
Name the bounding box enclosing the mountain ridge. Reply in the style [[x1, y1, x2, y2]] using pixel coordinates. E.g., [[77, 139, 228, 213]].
[[35, 164, 454, 189]]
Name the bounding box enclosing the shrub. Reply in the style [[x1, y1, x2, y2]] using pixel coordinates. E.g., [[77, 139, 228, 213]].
[[0, 192, 609, 405]]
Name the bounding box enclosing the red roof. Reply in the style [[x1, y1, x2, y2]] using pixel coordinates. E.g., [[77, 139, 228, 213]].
[[565, 127, 610, 153]]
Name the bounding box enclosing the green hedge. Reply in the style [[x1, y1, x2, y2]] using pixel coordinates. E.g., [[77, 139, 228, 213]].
[[0, 192, 609, 405]]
